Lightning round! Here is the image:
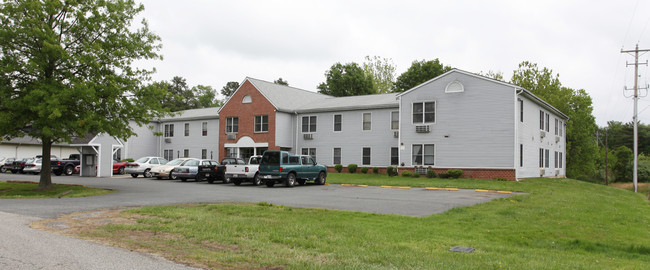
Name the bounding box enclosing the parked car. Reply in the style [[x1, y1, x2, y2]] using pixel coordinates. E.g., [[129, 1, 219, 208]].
[[51, 154, 81, 176], [259, 151, 327, 187], [125, 156, 168, 178], [11, 158, 33, 174], [151, 158, 197, 180], [0, 157, 12, 173], [112, 159, 128, 174], [22, 158, 42, 175], [173, 159, 218, 182], [197, 161, 227, 184], [225, 156, 263, 186]]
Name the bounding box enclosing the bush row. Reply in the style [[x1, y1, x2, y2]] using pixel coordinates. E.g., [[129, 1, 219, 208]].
[[332, 165, 464, 179]]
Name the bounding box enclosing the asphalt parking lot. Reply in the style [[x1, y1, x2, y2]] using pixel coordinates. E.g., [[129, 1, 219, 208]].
[[0, 173, 518, 218]]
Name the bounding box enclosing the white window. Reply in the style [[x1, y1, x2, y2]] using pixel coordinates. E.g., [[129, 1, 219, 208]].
[[554, 151, 558, 168], [164, 149, 173, 161], [301, 148, 316, 160], [226, 117, 238, 133], [559, 120, 563, 137], [255, 115, 268, 132], [183, 149, 189, 158], [362, 113, 371, 131], [559, 152, 563, 168], [412, 144, 434, 165], [445, 81, 464, 93], [539, 148, 544, 168], [413, 101, 435, 124], [545, 149, 550, 168], [333, 148, 341, 165], [184, 123, 190, 136], [164, 124, 174, 137], [520, 144, 523, 167], [546, 113, 550, 132], [302, 116, 316, 133], [519, 99, 523, 122], [202, 122, 208, 136], [362, 147, 371, 165], [242, 95, 252, 103], [391, 147, 399, 165], [202, 149, 207, 159], [554, 118, 559, 135], [333, 114, 342, 132], [539, 111, 545, 130], [391, 111, 399, 130]]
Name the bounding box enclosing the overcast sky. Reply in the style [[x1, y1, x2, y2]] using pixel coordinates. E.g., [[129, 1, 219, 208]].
[[135, 0, 650, 126]]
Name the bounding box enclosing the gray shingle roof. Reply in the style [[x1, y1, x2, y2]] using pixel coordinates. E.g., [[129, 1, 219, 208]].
[[296, 93, 399, 113], [160, 107, 220, 122], [246, 78, 330, 112]]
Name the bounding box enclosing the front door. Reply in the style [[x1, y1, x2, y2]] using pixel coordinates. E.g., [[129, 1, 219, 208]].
[[239, 147, 254, 160]]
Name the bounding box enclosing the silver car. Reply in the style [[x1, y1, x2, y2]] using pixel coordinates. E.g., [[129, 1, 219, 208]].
[[151, 158, 197, 180], [22, 158, 42, 175], [173, 159, 218, 182], [125, 156, 168, 178]]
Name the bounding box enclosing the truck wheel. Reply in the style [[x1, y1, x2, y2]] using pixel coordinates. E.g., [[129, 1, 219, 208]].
[[224, 176, 231, 184], [253, 173, 261, 186], [54, 170, 62, 176], [286, 173, 296, 187], [316, 172, 327, 185], [233, 179, 242, 186], [131, 174, 138, 178], [297, 179, 306, 185], [64, 165, 74, 176], [265, 180, 275, 187], [143, 169, 152, 178]]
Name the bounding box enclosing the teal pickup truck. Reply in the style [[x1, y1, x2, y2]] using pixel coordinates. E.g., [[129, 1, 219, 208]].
[[259, 150, 327, 187]]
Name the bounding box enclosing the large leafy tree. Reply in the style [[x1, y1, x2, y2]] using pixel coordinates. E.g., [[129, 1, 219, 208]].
[[161, 76, 194, 111], [317, 62, 374, 97], [511, 61, 599, 180], [362, 55, 396, 94], [274, 77, 289, 86], [394, 59, 451, 92], [193, 85, 221, 108], [0, 0, 166, 190], [220, 81, 240, 98]]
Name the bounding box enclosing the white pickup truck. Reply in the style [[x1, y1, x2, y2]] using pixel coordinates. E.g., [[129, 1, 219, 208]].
[[225, 156, 263, 186]]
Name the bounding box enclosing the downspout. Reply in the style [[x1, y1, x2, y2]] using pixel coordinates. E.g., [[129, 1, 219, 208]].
[[294, 111, 299, 155], [514, 88, 523, 181]]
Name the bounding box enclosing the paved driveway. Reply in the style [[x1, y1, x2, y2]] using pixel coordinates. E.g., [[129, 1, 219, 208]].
[[0, 173, 517, 218]]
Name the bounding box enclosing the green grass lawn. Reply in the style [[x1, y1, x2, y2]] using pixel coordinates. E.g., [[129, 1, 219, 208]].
[[0, 181, 114, 198], [74, 175, 649, 269]]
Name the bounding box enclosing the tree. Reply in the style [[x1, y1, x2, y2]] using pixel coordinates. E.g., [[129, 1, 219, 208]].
[[479, 70, 504, 81], [511, 61, 599, 180], [0, 0, 166, 190], [274, 78, 289, 86], [613, 146, 633, 181], [317, 62, 374, 97], [394, 59, 451, 92], [193, 85, 221, 108], [362, 55, 396, 93], [221, 81, 240, 98], [162, 76, 195, 111]]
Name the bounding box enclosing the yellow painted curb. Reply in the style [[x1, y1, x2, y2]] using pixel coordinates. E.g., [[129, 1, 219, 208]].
[[341, 184, 368, 187], [476, 189, 513, 194], [497, 191, 512, 194], [425, 187, 459, 191], [475, 189, 490, 192], [444, 188, 459, 191], [381, 186, 411, 189]]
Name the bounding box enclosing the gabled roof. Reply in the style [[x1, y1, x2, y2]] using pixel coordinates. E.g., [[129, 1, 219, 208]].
[[396, 68, 569, 120], [246, 78, 330, 112], [296, 92, 399, 113], [160, 107, 220, 122]]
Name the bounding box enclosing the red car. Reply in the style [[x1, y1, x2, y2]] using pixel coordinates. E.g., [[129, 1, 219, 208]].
[[113, 159, 128, 174]]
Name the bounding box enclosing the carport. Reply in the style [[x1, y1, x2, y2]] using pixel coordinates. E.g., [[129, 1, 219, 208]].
[[70, 133, 123, 177]]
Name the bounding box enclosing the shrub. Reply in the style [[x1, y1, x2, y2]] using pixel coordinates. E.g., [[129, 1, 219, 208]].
[[447, 169, 464, 179], [334, 164, 343, 173], [426, 169, 437, 178], [438, 172, 449, 178], [360, 167, 369, 174], [348, 164, 358, 173], [386, 166, 397, 177], [493, 177, 509, 181], [372, 167, 379, 174], [412, 173, 420, 178], [124, 158, 135, 162], [401, 171, 412, 177]]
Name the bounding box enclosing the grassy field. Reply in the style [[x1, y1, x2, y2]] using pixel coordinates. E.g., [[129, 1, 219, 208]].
[[57, 175, 648, 269], [0, 181, 114, 198]]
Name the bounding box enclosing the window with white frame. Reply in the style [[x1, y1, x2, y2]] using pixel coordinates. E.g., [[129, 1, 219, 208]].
[[333, 114, 342, 132], [520, 144, 523, 167], [362, 147, 371, 165], [545, 149, 550, 168], [519, 99, 524, 122], [164, 149, 173, 161], [333, 148, 341, 165], [445, 81, 464, 93], [226, 117, 238, 133], [362, 113, 371, 131], [183, 149, 189, 158], [255, 115, 268, 132], [559, 120, 563, 137], [391, 147, 399, 165], [301, 148, 316, 160], [559, 152, 563, 168], [184, 123, 190, 136], [539, 148, 544, 168], [302, 116, 316, 133], [554, 151, 558, 168], [413, 101, 435, 124], [539, 111, 549, 132], [545, 113, 550, 132], [554, 118, 559, 135], [412, 144, 434, 165], [164, 124, 174, 137], [391, 111, 399, 130], [202, 149, 207, 159], [202, 122, 208, 136]]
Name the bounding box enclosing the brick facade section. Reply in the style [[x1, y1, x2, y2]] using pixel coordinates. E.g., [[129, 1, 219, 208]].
[[326, 166, 517, 181], [218, 80, 279, 159]]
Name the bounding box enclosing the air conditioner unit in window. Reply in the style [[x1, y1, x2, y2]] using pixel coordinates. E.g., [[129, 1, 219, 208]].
[[393, 131, 399, 138], [226, 133, 236, 140], [164, 138, 172, 143], [540, 131, 546, 138], [555, 136, 560, 143], [415, 125, 430, 133], [539, 168, 545, 176], [555, 168, 559, 176], [303, 133, 314, 140]]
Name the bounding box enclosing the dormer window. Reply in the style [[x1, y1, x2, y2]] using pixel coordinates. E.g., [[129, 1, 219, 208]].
[[242, 95, 252, 103], [445, 81, 464, 93]]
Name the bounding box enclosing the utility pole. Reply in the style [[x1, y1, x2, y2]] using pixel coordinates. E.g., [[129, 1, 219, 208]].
[[605, 129, 608, 186], [621, 44, 649, 193]]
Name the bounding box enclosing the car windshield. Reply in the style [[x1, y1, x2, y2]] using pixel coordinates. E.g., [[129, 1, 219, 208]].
[[166, 159, 185, 165], [135, 157, 149, 163], [183, 160, 199, 166], [261, 152, 280, 166]]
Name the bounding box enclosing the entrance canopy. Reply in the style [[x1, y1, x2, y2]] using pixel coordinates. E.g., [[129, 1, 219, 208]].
[[224, 136, 268, 160]]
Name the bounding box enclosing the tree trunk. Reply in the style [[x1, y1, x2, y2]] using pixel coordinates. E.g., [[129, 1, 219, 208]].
[[37, 138, 54, 191]]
